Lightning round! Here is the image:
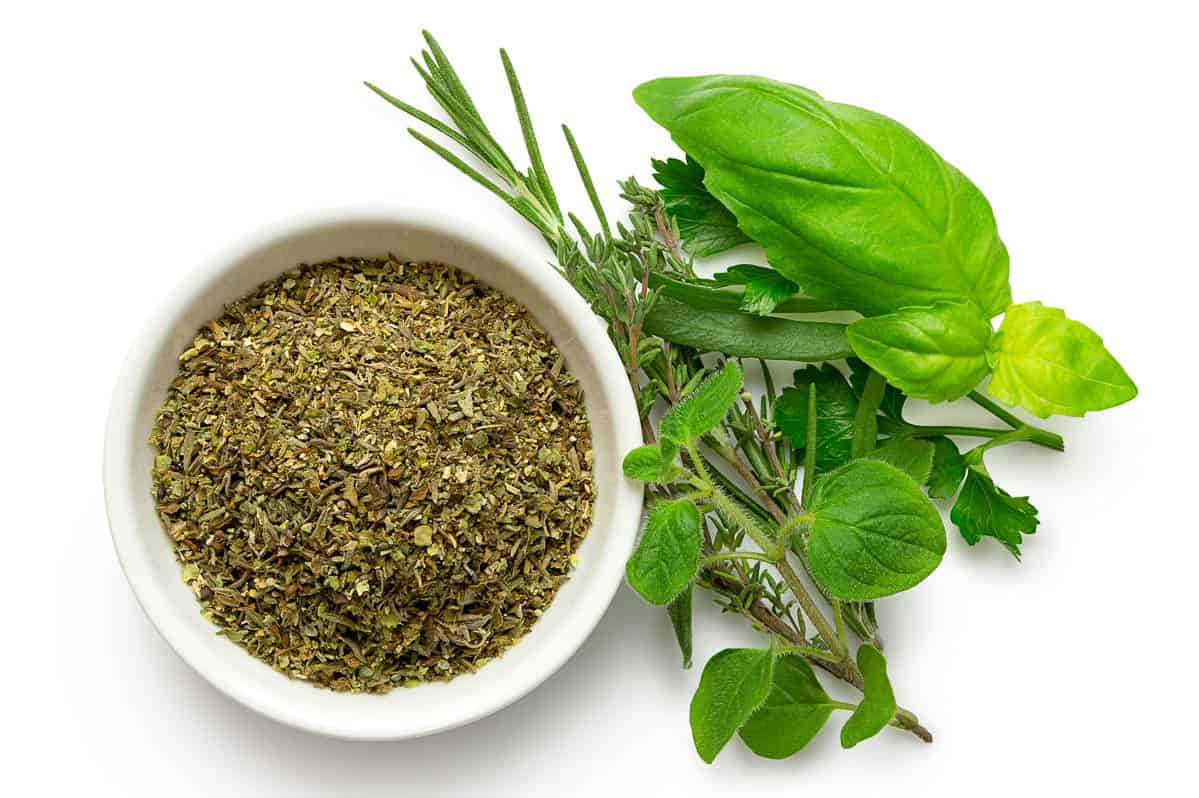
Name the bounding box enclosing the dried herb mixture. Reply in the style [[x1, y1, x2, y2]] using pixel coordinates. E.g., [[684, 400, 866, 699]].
[[150, 256, 594, 692]]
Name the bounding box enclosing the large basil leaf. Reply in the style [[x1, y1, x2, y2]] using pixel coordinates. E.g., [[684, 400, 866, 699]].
[[847, 301, 994, 402], [634, 75, 1012, 318], [804, 460, 946, 600], [986, 301, 1138, 418]]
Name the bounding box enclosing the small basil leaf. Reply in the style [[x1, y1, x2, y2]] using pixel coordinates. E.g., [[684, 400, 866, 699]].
[[950, 464, 1038, 558], [626, 499, 702, 604], [667, 583, 694, 669], [659, 361, 743, 446], [738, 655, 835, 759], [987, 301, 1137, 418], [622, 444, 664, 482], [652, 156, 751, 256], [840, 645, 897, 749], [847, 357, 907, 421], [690, 647, 775, 763], [806, 460, 946, 600], [862, 439, 935, 485], [774, 365, 859, 469], [634, 76, 1012, 318], [926, 436, 967, 499], [711, 264, 801, 316], [847, 301, 994, 402]]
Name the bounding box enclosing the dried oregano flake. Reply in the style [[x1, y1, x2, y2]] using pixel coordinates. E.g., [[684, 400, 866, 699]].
[[149, 256, 594, 693]]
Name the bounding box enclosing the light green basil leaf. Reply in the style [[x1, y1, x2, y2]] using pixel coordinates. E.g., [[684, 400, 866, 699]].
[[840, 645, 897, 748], [805, 460, 946, 600], [634, 75, 1011, 318], [667, 583, 693, 669], [987, 301, 1138, 418], [626, 499, 702, 604], [847, 301, 994, 402], [738, 655, 835, 758], [950, 464, 1038, 558], [862, 439, 935, 485], [711, 264, 801, 316], [690, 647, 775, 763], [652, 156, 752, 256], [659, 361, 743, 446], [622, 444, 664, 482], [774, 365, 859, 470], [926, 436, 967, 499]]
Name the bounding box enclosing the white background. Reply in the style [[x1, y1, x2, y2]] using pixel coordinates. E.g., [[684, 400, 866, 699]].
[[3, 1, 1196, 794]]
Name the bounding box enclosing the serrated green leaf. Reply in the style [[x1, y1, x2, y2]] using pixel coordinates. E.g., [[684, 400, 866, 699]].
[[862, 439, 935, 485], [774, 365, 858, 470], [667, 583, 693, 669], [626, 499, 702, 604], [652, 156, 752, 256], [711, 264, 801, 316], [987, 301, 1137, 418], [622, 444, 664, 482], [926, 436, 966, 499], [738, 655, 835, 759], [690, 648, 774, 763], [660, 361, 743, 446], [950, 464, 1038, 558], [840, 645, 897, 748], [847, 301, 994, 403], [805, 460, 946, 600]]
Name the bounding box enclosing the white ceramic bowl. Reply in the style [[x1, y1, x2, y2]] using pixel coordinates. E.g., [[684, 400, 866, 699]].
[[103, 209, 643, 740]]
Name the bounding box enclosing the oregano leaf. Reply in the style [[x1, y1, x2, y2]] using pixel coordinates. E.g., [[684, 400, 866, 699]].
[[622, 444, 664, 482], [738, 655, 836, 759], [805, 460, 946, 600], [625, 499, 702, 604], [659, 361, 743, 446], [690, 647, 775, 763], [862, 439, 935, 485], [840, 645, 897, 748]]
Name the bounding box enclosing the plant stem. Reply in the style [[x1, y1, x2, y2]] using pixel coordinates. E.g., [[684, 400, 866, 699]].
[[700, 551, 775, 568], [968, 390, 1064, 451], [777, 643, 844, 663], [889, 422, 1064, 452], [852, 369, 886, 458], [776, 557, 843, 659]]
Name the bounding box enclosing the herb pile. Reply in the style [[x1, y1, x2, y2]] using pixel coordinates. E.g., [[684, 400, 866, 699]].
[[369, 33, 1137, 759], [150, 256, 594, 692]]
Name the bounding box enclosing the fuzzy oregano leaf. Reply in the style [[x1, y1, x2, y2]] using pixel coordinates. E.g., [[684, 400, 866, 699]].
[[690, 647, 775, 763], [987, 301, 1138, 418], [622, 444, 665, 482], [652, 156, 751, 256], [711, 264, 801, 316], [848, 301, 995, 402], [626, 499, 702, 604], [738, 655, 836, 759], [840, 645, 897, 748], [659, 361, 743, 447], [950, 463, 1039, 557], [774, 365, 859, 469], [805, 460, 946, 600]]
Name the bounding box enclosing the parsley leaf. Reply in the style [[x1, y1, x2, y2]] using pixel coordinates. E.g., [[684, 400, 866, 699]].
[[652, 156, 752, 256], [710, 264, 801, 316], [950, 464, 1039, 558]]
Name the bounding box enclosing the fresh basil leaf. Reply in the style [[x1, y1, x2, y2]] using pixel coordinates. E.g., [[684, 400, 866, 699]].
[[652, 156, 752, 256], [805, 460, 946, 600], [848, 301, 994, 402], [690, 647, 775, 763], [926, 436, 967, 499], [634, 75, 1012, 318], [738, 655, 835, 759], [626, 499, 702, 604], [667, 583, 693, 669], [622, 444, 664, 482], [645, 297, 852, 361], [862, 439, 935, 485], [950, 464, 1038, 558], [711, 264, 801, 316], [847, 358, 906, 421], [987, 301, 1138, 418], [660, 361, 742, 447], [840, 645, 897, 749], [774, 365, 858, 470]]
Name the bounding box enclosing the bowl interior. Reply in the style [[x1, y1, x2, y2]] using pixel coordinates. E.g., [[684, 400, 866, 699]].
[[104, 215, 642, 739]]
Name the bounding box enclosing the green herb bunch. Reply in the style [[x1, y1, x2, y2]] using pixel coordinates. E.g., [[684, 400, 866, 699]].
[[367, 33, 1136, 762]]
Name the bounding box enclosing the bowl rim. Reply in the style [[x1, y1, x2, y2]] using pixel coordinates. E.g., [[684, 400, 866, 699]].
[[103, 206, 644, 740]]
